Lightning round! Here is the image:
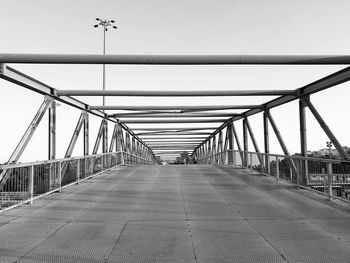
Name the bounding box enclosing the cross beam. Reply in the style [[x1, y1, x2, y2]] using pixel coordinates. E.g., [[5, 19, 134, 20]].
[[57, 89, 295, 97], [2, 54, 350, 64]]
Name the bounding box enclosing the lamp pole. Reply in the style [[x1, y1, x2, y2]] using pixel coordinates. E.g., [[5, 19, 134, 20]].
[[94, 18, 117, 111], [326, 141, 333, 157]]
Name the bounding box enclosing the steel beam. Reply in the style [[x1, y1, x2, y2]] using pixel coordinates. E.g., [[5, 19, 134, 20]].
[[3, 53, 350, 64], [226, 122, 234, 164], [133, 127, 217, 131], [116, 124, 125, 152], [245, 117, 263, 167], [243, 118, 248, 166], [122, 118, 228, 124], [48, 100, 56, 160], [65, 112, 87, 158], [112, 113, 242, 118], [232, 122, 244, 163], [58, 89, 296, 97], [144, 140, 203, 143], [148, 144, 199, 147], [266, 112, 290, 156], [142, 137, 207, 140], [153, 151, 193, 153], [217, 130, 223, 164], [299, 98, 308, 185], [93, 120, 105, 154], [83, 113, 89, 155], [263, 110, 270, 173], [137, 132, 212, 136], [0, 64, 153, 155], [304, 98, 350, 160], [195, 66, 350, 152], [109, 124, 118, 152], [266, 111, 299, 179], [151, 147, 195, 150], [91, 105, 261, 111], [0, 97, 53, 186], [102, 119, 108, 153], [299, 99, 307, 157], [6, 97, 52, 163]]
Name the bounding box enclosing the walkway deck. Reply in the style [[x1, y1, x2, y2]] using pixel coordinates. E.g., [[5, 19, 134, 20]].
[[0, 165, 350, 262]]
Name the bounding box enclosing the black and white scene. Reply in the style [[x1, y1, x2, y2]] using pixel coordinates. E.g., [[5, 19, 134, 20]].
[[1, 0, 350, 262]]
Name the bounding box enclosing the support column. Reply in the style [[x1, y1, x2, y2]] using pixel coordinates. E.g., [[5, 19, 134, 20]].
[[102, 119, 108, 153], [217, 130, 223, 164], [48, 100, 56, 160], [263, 110, 270, 174], [212, 136, 217, 164], [243, 118, 248, 167], [83, 113, 89, 156], [227, 122, 234, 165], [299, 98, 308, 185]]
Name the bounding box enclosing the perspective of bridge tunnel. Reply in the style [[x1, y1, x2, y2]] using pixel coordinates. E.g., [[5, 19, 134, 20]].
[[1, 54, 350, 262]]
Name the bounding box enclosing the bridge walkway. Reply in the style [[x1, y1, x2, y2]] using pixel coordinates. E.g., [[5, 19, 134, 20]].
[[0, 165, 350, 262]]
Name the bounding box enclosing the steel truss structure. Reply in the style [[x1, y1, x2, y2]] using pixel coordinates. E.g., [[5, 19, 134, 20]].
[[1, 54, 350, 204]]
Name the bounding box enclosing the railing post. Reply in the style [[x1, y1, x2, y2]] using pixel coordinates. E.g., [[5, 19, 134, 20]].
[[76, 159, 80, 184], [296, 159, 300, 189], [249, 152, 252, 171], [58, 161, 62, 192], [28, 165, 34, 205], [327, 162, 333, 201], [276, 156, 279, 181], [48, 163, 52, 191], [233, 150, 236, 167]]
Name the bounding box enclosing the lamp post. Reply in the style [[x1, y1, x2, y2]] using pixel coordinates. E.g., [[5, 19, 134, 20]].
[[93, 18, 117, 111], [326, 141, 333, 157]]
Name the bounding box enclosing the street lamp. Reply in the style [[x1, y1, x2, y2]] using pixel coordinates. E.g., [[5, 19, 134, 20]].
[[326, 141, 333, 157], [93, 18, 118, 110]]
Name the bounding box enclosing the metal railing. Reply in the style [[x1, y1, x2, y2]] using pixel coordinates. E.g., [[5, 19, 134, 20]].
[[197, 150, 350, 202], [0, 151, 153, 211]]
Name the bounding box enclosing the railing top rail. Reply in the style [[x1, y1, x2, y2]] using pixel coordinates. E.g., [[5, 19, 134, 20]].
[[0, 151, 153, 169], [197, 149, 350, 164]]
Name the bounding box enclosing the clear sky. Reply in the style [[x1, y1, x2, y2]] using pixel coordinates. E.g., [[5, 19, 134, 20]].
[[1, 0, 350, 163]]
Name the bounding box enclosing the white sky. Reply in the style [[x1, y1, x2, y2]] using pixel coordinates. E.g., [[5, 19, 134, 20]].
[[1, 0, 350, 163]]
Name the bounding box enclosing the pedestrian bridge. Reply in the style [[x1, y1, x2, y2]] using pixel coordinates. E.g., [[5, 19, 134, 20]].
[[1, 54, 350, 262], [1, 165, 350, 262]]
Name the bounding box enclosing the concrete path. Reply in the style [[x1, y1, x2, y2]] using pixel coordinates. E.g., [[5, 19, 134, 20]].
[[0, 165, 350, 262]]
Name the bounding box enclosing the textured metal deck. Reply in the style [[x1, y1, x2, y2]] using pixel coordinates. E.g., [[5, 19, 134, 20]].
[[0, 165, 350, 262]]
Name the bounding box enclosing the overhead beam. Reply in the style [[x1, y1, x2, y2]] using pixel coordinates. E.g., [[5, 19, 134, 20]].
[[112, 113, 242, 118], [144, 140, 204, 143], [2, 53, 350, 64], [58, 89, 296, 97], [142, 137, 207, 140], [91, 105, 261, 111], [133, 127, 217, 131], [0, 64, 154, 154], [195, 66, 350, 151], [137, 131, 211, 138], [122, 118, 228, 124]]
